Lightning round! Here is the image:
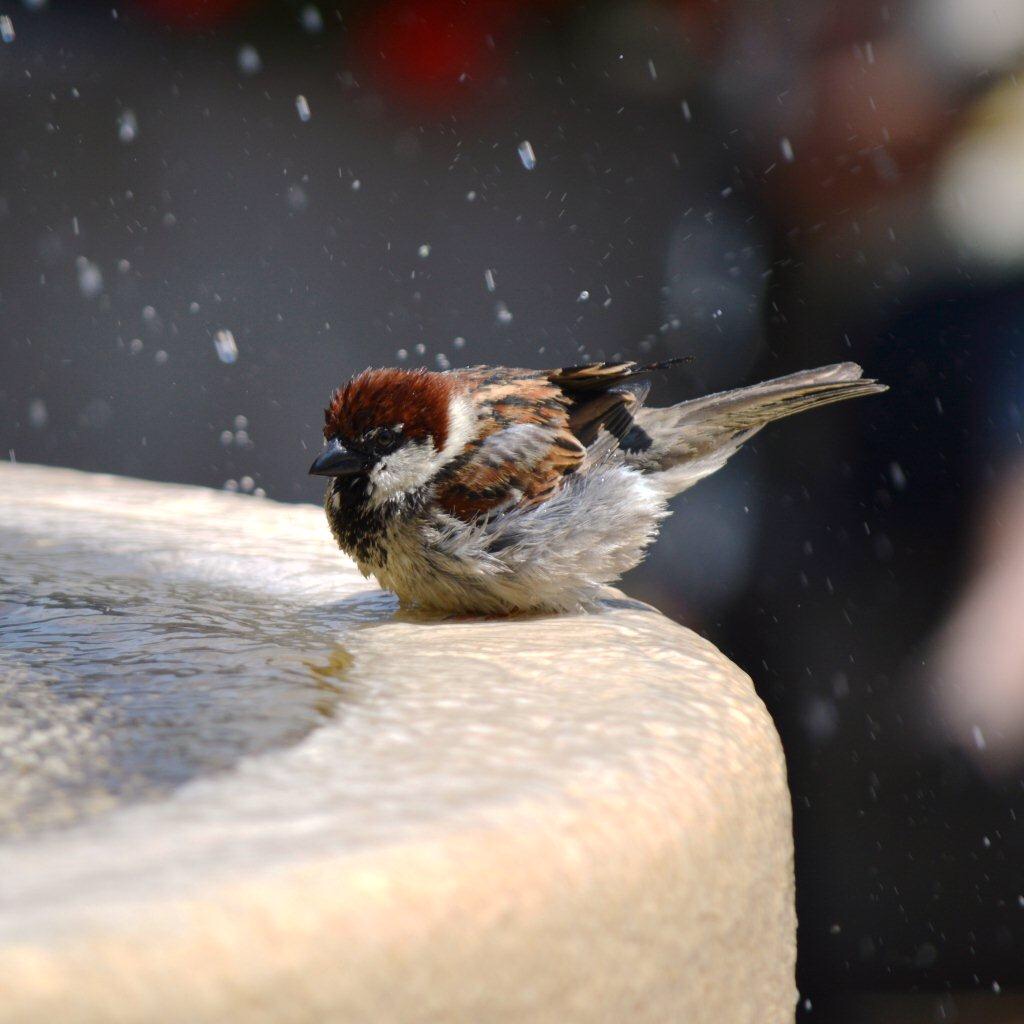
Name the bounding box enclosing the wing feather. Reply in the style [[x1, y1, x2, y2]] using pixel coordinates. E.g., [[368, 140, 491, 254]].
[[435, 371, 583, 520], [435, 359, 683, 520]]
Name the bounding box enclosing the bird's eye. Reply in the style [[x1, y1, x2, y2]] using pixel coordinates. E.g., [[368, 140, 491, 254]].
[[370, 425, 402, 451]]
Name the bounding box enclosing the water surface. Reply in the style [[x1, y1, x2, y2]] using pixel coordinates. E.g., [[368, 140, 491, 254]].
[[0, 480, 384, 837]]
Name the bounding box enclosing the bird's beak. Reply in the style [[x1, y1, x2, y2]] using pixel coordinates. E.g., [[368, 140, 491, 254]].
[[308, 439, 366, 478]]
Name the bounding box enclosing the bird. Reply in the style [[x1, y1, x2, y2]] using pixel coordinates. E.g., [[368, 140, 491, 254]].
[[310, 359, 886, 614]]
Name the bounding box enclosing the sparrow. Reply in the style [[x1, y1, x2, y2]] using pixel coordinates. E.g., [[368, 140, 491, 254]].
[[310, 360, 886, 614]]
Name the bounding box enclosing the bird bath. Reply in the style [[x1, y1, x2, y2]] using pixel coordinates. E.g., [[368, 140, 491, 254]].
[[1, 541, 357, 838], [0, 463, 796, 1023]]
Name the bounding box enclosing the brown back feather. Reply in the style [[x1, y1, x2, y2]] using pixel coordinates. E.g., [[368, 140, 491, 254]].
[[433, 361, 681, 520], [435, 370, 583, 520]]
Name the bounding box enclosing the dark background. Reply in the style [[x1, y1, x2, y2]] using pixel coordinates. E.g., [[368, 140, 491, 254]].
[[4, 1, 1024, 1019]]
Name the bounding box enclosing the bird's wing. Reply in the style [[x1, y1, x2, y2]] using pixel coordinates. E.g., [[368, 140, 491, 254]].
[[435, 369, 584, 520], [548, 358, 686, 463], [435, 359, 685, 520]]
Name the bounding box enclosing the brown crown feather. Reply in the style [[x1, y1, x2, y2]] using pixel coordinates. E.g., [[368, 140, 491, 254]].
[[324, 368, 460, 449]]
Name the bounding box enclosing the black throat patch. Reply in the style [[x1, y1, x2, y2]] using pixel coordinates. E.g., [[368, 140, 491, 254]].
[[323, 475, 423, 568]]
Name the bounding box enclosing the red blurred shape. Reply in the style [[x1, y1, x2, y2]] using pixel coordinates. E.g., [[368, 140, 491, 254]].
[[135, 0, 258, 28], [356, 0, 524, 107]]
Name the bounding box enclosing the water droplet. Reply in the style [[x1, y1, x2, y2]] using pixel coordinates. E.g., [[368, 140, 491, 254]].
[[681, 100, 692, 122], [154, 349, 168, 365], [234, 429, 250, 446], [299, 4, 323, 33], [647, 58, 657, 80], [484, 268, 496, 292], [129, 338, 144, 354], [517, 140, 537, 170], [350, 179, 361, 191], [414, 342, 426, 356], [239, 475, 255, 492], [213, 329, 238, 364], [452, 336, 466, 349], [466, 189, 477, 202], [295, 95, 311, 122], [973, 724, 987, 750], [435, 353, 450, 370], [79, 398, 111, 430], [224, 479, 239, 492], [396, 348, 408, 361], [780, 136, 795, 162], [117, 109, 138, 144], [0, 16, 15, 44], [189, 301, 200, 313], [577, 290, 590, 302], [234, 414, 248, 430], [27, 399, 47, 429], [75, 256, 103, 299], [495, 301, 513, 325], [418, 243, 431, 258], [219, 430, 233, 447], [286, 183, 308, 211], [889, 461, 907, 490], [237, 44, 261, 75]]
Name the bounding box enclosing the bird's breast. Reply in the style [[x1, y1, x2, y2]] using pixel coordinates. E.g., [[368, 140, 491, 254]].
[[323, 479, 431, 572]]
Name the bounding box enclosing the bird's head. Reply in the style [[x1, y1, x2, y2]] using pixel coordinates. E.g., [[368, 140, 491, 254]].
[[310, 368, 476, 507]]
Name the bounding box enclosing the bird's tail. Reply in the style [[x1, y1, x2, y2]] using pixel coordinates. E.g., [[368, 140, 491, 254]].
[[626, 362, 887, 497]]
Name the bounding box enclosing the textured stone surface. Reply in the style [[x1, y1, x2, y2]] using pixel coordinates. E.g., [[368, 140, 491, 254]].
[[0, 464, 795, 1023]]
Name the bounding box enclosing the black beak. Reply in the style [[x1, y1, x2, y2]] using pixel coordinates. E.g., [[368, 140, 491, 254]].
[[308, 439, 366, 478]]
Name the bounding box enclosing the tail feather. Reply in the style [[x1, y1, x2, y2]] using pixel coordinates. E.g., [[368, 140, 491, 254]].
[[626, 362, 887, 496]]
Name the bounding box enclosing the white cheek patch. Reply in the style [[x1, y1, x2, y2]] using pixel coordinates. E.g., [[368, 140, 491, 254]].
[[437, 393, 476, 464], [366, 392, 478, 507], [368, 439, 439, 506]]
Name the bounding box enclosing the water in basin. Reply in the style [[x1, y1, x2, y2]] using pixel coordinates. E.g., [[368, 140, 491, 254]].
[[0, 476, 388, 838]]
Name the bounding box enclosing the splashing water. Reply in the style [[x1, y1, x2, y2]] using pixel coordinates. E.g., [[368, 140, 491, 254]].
[[517, 140, 537, 170], [76, 257, 103, 299], [300, 4, 323, 33], [27, 399, 47, 429], [237, 44, 262, 75], [213, 329, 238, 364], [117, 109, 138, 144]]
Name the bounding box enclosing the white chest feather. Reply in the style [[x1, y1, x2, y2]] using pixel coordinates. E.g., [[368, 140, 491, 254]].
[[351, 465, 667, 614]]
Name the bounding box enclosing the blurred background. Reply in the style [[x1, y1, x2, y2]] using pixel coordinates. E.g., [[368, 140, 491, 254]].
[[2, 0, 1024, 1019]]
